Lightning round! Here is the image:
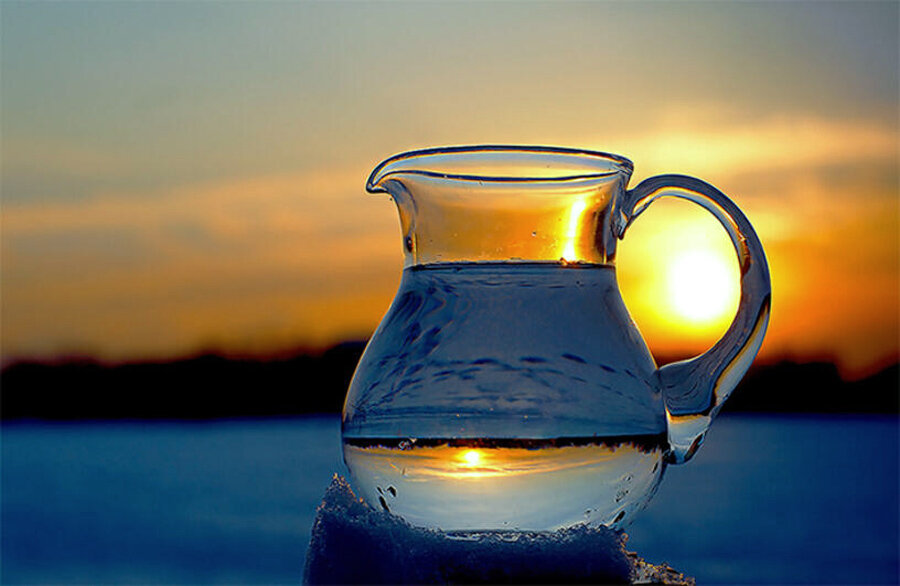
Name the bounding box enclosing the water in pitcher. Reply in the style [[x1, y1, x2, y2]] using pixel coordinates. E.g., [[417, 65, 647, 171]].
[[343, 434, 666, 531], [342, 262, 669, 530]]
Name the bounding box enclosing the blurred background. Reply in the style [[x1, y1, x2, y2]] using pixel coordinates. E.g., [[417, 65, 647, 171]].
[[2, 1, 897, 584]]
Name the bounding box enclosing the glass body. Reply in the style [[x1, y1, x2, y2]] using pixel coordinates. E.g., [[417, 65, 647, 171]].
[[342, 146, 770, 531]]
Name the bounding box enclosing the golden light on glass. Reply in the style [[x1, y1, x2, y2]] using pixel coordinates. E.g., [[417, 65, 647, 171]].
[[561, 198, 588, 261]]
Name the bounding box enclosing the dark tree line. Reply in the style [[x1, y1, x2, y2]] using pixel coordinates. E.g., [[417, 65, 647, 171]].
[[1, 343, 896, 421], [1, 342, 365, 420], [724, 359, 898, 414]]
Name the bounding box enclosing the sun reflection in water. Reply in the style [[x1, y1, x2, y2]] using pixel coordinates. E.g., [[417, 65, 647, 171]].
[[343, 441, 666, 530], [459, 449, 483, 467], [347, 443, 647, 481]]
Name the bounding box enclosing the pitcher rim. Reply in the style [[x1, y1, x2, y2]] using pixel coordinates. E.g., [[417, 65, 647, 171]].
[[366, 145, 634, 193]]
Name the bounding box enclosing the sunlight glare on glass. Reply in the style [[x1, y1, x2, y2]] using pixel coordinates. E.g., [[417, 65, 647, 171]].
[[666, 248, 737, 324], [561, 199, 587, 261]]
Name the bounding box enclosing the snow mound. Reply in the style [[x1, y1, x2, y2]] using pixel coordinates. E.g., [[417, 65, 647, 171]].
[[304, 475, 693, 585]]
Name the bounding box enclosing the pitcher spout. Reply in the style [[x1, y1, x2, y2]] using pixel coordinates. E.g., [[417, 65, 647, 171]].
[[365, 164, 403, 195]]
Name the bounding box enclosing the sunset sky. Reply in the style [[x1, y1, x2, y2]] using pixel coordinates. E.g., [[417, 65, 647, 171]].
[[2, 1, 897, 378]]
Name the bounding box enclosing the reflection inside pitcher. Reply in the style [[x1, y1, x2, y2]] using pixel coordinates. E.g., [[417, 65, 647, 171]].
[[344, 435, 666, 531]]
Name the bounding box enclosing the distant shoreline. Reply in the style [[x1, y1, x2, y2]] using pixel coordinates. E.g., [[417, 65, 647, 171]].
[[1, 342, 897, 421]]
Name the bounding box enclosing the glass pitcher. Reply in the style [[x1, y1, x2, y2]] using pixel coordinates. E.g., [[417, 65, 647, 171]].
[[342, 146, 770, 531]]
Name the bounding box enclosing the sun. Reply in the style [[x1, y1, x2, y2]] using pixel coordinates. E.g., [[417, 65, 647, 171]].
[[615, 199, 744, 348], [665, 248, 738, 325], [459, 449, 482, 468]]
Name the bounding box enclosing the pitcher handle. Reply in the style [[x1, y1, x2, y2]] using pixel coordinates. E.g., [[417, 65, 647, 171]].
[[616, 175, 771, 464]]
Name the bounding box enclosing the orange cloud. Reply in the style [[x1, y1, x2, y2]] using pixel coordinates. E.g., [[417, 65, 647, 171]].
[[2, 114, 897, 378]]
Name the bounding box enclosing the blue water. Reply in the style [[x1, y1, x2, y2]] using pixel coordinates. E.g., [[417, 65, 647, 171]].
[[2, 415, 897, 584]]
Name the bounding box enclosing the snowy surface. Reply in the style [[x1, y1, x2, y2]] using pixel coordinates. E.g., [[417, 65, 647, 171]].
[[304, 475, 691, 585]]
